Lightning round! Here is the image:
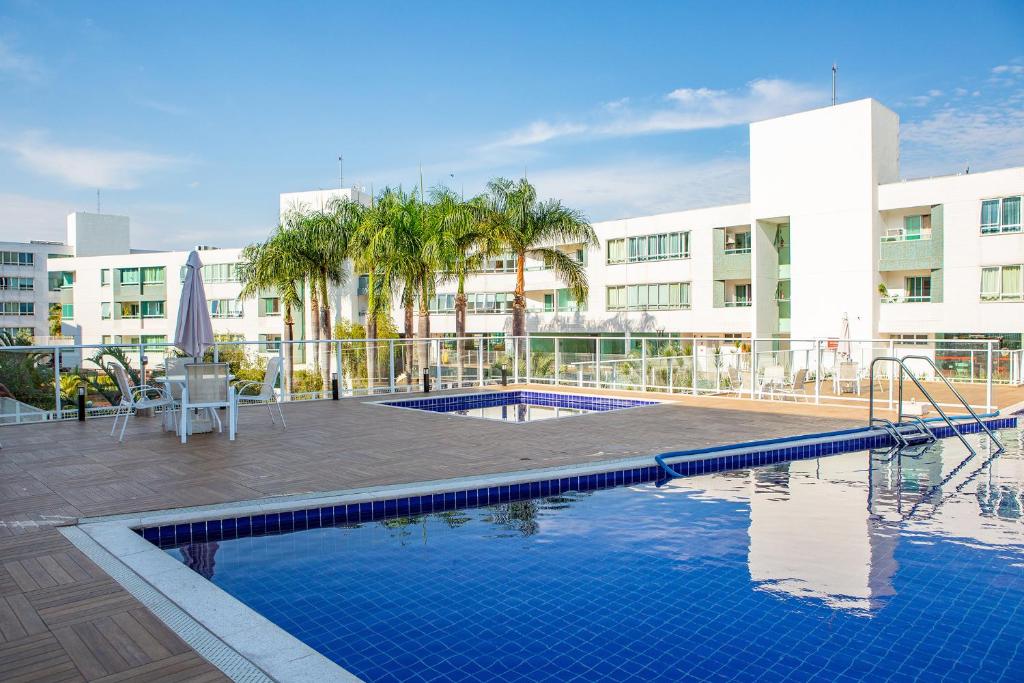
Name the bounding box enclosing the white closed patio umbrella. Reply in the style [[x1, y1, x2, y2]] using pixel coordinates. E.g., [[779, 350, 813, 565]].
[[838, 312, 852, 361], [175, 251, 214, 358]]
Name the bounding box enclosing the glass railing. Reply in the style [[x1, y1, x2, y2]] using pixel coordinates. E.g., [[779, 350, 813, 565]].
[[881, 228, 933, 243]]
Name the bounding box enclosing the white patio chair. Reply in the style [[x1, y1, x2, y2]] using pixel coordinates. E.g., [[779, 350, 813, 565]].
[[163, 356, 195, 401], [109, 362, 176, 442], [180, 363, 235, 443], [232, 356, 286, 429], [835, 361, 861, 395], [760, 365, 786, 399], [776, 368, 809, 402]]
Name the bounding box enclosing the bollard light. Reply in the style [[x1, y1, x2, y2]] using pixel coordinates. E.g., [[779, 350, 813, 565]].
[[501, 366, 508, 386], [77, 385, 86, 421], [422, 370, 431, 394], [331, 372, 339, 400]]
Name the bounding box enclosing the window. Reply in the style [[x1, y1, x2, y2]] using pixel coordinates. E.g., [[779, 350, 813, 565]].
[[141, 301, 165, 318], [199, 263, 239, 283], [462, 292, 514, 314], [556, 289, 585, 312], [544, 293, 554, 312], [1, 277, 34, 291], [100, 302, 111, 319], [101, 269, 111, 286], [141, 335, 166, 353], [357, 274, 369, 295], [893, 334, 929, 346], [61, 304, 73, 320], [725, 231, 752, 254], [903, 215, 922, 240], [209, 299, 243, 318], [729, 284, 752, 306], [259, 334, 282, 352], [606, 283, 690, 311], [0, 327, 33, 339], [981, 265, 1023, 301], [0, 251, 33, 266], [118, 268, 140, 285], [608, 231, 689, 264], [903, 276, 931, 302], [0, 302, 34, 316], [259, 297, 281, 316], [120, 302, 140, 318], [981, 196, 1022, 234], [101, 335, 113, 345], [427, 294, 456, 313], [141, 266, 165, 284]]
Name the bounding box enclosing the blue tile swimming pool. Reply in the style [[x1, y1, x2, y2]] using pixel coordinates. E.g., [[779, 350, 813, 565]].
[[379, 390, 659, 422], [158, 430, 1023, 682]]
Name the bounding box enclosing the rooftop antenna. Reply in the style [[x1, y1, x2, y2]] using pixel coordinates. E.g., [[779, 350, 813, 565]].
[[96, 189, 101, 213], [832, 63, 837, 106], [337, 155, 343, 188]]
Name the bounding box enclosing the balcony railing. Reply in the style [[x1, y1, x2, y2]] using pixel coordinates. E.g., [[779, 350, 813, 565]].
[[723, 247, 751, 255], [724, 300, 752, 307], [881, 294, 931, 303], [881, 228, 933, 243]]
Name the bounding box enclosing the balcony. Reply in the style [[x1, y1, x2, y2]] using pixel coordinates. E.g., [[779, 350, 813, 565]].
[[881, 294, 932, 304]]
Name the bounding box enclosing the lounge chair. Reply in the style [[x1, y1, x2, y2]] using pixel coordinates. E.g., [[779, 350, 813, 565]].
[[233, 356, 286, 429], [109, 362, 176, 442]]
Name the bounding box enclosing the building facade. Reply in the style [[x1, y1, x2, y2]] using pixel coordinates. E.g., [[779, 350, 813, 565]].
[[328, 98, 1023, 349], [0, 239, 73, 341]]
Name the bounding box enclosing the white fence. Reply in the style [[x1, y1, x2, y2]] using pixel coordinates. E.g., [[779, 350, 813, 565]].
[[0, 335, 1016, 425]]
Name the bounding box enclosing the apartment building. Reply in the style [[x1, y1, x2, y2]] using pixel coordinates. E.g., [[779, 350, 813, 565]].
[[0, 239, 73, 341], [327, 98, 1022, 349], [41, 213, 296, 358]]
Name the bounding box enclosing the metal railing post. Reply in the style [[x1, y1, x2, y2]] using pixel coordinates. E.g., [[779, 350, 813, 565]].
[[970, 350, 975, 383], [814, 339, 821, 405], [477, 338, 484, 387], [277, 342, 286, 400], [213, 343, 219, 363], [595, 338, 601, 389], [53, 347, 61, 419], [986, 341, 994, 411], [640, 338, 647, 392], [691, 337, 698, 396], [334, 338, 343, 397], [750, 339, 758, 399], [888, 340, 895, 410], [434, 339, 442, 387], [389, 339, 396, 393], [554, 337, 560, 386], [526, 338, 532, 384]]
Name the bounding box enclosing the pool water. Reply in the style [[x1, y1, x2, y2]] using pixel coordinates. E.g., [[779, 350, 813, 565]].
[[380, 390, 657, 422], [164, 431, 1024, 682]]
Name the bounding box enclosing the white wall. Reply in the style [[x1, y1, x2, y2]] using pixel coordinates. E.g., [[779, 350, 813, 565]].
[[67, 212, 130, 257]]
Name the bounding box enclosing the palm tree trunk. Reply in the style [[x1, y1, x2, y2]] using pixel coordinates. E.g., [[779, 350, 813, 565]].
[[512, 251, 527, 338], [417, 281, 431, 380], [404, 300, 414, 386], [455, 276, 466, 387], [319, 279, 331, 392], [283, 311, 294, 397], [309, 280, 321, 379]]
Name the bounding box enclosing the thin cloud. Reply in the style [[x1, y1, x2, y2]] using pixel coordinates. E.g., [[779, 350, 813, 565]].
[[901, 99, 1024, 176], [528, 158, 749, 221], [2, 132, 185, 189], [488, 79, 823, 148], [0, 39, 44, 82]]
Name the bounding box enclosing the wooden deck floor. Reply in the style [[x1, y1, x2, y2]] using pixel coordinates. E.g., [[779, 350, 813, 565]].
[[0, 383, 1014, 681]]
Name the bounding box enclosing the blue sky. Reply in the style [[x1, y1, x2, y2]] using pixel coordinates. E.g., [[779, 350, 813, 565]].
[[1, 0, 1022, 249]]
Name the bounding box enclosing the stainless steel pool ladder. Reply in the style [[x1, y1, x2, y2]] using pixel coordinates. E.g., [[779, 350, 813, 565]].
[[868, 356, 1004, 457]]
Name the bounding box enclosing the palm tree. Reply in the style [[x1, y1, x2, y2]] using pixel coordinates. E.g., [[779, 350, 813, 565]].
[[362, 187, 434, 374], [238, 229, 304, 393], [482, 178, 598, 338], [426, 188, 494, 384]]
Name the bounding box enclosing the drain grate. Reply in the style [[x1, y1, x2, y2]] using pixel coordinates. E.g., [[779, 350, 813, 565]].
[[60, 526, 273, 683]]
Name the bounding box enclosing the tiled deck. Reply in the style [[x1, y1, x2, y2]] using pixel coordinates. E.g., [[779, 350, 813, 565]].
[[0, 383, 1015, 681]]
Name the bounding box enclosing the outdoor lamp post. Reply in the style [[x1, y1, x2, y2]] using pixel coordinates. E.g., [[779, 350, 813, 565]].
[[77, 385, 86, 421], [331, 372, 339, 400]]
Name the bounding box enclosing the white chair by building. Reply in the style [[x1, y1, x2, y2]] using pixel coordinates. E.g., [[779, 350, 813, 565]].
[[180, 363, 235, 443], [834, 361, 862, 395], [109, 363, 177, 442], [232, 356, 286, 429], [163, 356, 195, 401]]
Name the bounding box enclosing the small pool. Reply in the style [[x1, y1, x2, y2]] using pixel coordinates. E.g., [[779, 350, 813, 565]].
[[378, 390, 658, 422], [157, 430, 1023, 681]]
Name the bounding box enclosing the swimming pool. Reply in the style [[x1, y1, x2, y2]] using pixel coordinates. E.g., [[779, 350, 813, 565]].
[[379, 390, 659, 422], [158, 430, 1023, 681]]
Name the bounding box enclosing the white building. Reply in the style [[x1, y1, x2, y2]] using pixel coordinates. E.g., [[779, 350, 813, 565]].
[[42, 213, 295, 360], [0, 239, 73, 341], [327, 98, 1022, 351]]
